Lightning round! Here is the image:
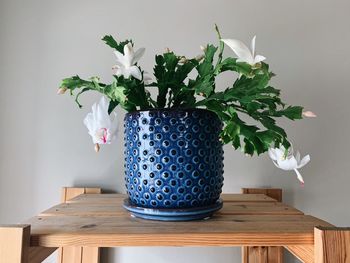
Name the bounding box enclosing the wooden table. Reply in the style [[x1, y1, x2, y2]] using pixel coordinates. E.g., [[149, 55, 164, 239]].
[[1, 187, 349, 263]]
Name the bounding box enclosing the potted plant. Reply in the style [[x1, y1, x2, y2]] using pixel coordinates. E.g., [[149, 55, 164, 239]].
[[58, 26, 314, 221]]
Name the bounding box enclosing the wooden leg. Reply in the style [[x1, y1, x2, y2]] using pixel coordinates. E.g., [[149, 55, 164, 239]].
[[58, 187, 101, 263], [241, 188, 283, 263], [315, 226, 350, 263], [0, 225, 30, 263]]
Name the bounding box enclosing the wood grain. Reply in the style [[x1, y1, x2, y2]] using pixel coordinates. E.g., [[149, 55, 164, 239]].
[[315, 226, 350, 263], [285, 245, 314, 263], [58, 187, 101, 263], [66, 193, 276, 204], [41, 200, 302, 217], [241, 188, 284, 263], [22, 193, 332, 248], [242, 189, 283, 202], [0, 224, 30, 263]]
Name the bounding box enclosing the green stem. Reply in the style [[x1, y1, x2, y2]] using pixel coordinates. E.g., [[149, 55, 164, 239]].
[[214, 24, 224, 73]]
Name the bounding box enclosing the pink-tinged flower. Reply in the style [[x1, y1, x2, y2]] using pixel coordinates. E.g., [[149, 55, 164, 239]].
[[268, 146, 310, 185], [302, 111, 317, 118], [113, 43, 145, 80], [83, 96, 118, 152], [57, 87, 67, 94], [221, 36, 266, 66]]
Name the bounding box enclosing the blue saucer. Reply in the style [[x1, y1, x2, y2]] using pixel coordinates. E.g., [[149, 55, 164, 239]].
[[123, 198, 223, 221]]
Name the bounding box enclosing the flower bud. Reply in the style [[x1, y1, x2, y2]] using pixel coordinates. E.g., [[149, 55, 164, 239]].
[[195, 54, 205, 61], [200, 45, 207, 52], [302, 111, 317, 118], [178, 57, 187, 63], [251, 62, 262, 69], [94, 143, 100, 153], [91, 76, 100, 82], [57, 87, 67, 95], [165, 47, 171, 53]]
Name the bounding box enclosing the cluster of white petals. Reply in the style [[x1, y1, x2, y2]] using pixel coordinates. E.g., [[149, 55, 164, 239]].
[[268, 146, 310, 185], [112, 43, 145, 80], [83, 96, 118, 152], [221, 36, 266, 66]]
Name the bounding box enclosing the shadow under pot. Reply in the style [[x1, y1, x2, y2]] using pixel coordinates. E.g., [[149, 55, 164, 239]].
[[122, 108, 224, 221]]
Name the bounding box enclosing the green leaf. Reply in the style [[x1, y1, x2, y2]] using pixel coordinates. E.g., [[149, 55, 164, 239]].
[[108, 100, 119, 114], [101, 35, 132, 54], [175, 59, 197, 83], [279, 106, 303, 120], [164, 52, 179, 71], [197, 62, 213, 77], [225, 121, 240, 138], [260, 117, 287, 138], [197, 45, 217, 77], [232, 135, 241, 149], [249, 136, 265, 155], [243, 138, 255, 156], [256, 130, 283, 151], [112, 82, 127, 103], [216, 57, 252, 76], [193, 75, 214, 97], [204, 100, 230, 120], [59, 75, 106, 108], [203, 44, 218, 63]]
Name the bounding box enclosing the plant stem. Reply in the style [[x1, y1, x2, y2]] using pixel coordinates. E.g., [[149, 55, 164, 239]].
[[214, 24, 224, 72]]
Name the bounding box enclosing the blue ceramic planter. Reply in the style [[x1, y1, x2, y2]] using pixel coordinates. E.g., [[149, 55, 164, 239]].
[[123, 108, 224, 220]]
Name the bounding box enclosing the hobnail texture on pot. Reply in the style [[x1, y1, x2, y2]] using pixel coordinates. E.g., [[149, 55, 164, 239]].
[[124, 108, 224, 209]]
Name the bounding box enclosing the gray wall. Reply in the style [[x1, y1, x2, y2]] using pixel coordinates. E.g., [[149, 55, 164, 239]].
[[1, 0, 349, 262]]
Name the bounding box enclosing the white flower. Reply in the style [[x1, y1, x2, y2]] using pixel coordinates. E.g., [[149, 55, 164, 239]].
[[221, 36, 266, 66], [113, 43, 145, 80], [268, 146, 310, 185], [83, 96, 118, 151], [302, 111, 317, 118]]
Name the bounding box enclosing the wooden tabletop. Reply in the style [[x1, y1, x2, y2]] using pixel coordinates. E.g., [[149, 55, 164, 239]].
[[24, 193, 332, 248]]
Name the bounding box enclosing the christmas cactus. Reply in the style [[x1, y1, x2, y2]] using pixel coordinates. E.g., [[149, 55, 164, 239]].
[[58, 25, 315, 184]]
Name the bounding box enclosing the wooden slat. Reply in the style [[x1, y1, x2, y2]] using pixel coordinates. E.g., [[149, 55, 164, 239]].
[[315, 226, 350, 263], [30, 231, 315, 248], [241, 188, 284, 263], [0, 225, 30, 263], [58, 187, 101, 263], [285, 245, 314, 263], [61, 188, 101, 203], [25, 213, 331, 247], [267, 246, 283, 263], [67, 193, 276, 204], [242, 188, 283, 202], [243, 246, 268, 263], [41, 200, 301, 217]]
